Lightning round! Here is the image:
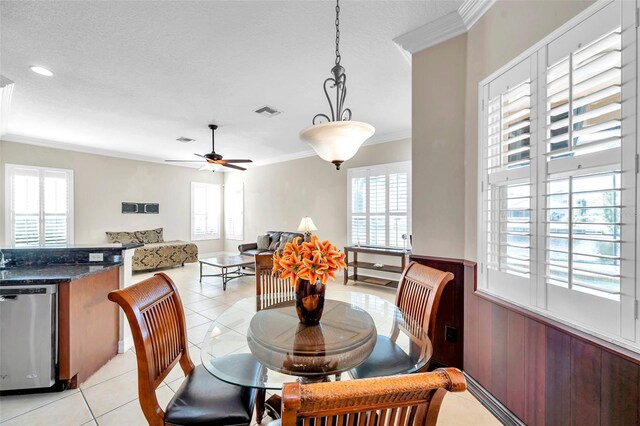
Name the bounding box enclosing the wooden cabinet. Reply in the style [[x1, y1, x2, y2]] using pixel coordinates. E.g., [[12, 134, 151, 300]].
[[343, 246, 409, 289], [58, 267, 120, 388]]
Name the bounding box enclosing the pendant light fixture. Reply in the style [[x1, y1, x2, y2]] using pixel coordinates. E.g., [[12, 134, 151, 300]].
[[299, 0, 375, 170]]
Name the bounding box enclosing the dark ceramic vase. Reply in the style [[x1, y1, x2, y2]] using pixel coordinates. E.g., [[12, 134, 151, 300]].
[[294, 279, 326, 325]]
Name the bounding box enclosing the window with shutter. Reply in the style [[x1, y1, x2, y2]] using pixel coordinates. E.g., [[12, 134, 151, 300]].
[[478, 0, 637, 347], [5, 164, 74, 246], [347, 161, 411, 249], [191, 182, 220, 240], [224, 182, 244, 240]]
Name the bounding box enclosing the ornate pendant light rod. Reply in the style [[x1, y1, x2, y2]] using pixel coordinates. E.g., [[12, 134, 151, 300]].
[[300, 0, 375, 170]]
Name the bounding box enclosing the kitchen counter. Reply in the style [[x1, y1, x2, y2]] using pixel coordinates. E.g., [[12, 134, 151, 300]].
[[0, 262, 123, 285]]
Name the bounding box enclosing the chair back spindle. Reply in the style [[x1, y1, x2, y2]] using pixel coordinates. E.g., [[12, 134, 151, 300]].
[[255, 253, 295, 310]]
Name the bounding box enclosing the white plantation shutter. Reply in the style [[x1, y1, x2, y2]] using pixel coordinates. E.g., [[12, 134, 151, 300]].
[[224, 183, 244, 240], [481, 56, 535, 304], [5, 164, 73, 246], [347, 162, 411, 248], [479, 0, 637, 345], [191, 182, 220, 240]]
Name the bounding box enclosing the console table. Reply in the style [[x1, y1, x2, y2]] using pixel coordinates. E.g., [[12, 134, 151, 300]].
[[343, 246, 410, 288]]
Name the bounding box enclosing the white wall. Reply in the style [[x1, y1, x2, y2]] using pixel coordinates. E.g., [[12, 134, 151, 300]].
[[0, 140, 225, 253], [223, 139, 411, 253]]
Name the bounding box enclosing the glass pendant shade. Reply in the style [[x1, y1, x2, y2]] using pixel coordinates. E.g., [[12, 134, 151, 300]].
[[300, 121, 375, 170]]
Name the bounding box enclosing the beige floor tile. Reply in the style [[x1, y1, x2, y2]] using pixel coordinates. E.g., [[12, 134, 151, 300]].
[[0, 388, 80, 423], [184, 297, 226, 312], [185, 311, 211, 329], [81, 370, 139, 417], [177, 290, 210, 305], [186, 321, 214, 346], [437, 392, 502, 426], [80, 350, 137, 389], [94, 385, 174, 426], [198, 304, 230, 320], [81, 420, 98, 426], [1, 392, 93, 426]]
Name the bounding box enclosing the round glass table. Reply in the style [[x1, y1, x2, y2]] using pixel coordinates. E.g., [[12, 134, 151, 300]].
[[200, 292, 432, 390]]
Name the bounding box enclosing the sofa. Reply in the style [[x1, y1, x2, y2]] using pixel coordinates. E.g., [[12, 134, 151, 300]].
[[106, 228, 198, 272], [238, 231, 304, 256]]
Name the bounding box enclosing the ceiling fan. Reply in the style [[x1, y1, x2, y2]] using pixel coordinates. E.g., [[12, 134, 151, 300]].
[[165, 124, 252, 171]]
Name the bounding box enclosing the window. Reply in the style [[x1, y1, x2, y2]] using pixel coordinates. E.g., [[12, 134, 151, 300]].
[[348, 161, 411, 248], [5, 164, 74, 246], [478, 0, 637, 348], [190, 182, 220, 240], [224, 182, 244, 240]]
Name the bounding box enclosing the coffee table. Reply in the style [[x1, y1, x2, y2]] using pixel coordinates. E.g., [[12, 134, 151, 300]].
[[199, 254, 255, 290]]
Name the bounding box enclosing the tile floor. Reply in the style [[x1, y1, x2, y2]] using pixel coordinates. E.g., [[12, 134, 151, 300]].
[[0, 259, 501, 426]]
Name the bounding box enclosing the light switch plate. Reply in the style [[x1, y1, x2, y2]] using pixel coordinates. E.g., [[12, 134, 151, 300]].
[[89, 253, 104, 262]]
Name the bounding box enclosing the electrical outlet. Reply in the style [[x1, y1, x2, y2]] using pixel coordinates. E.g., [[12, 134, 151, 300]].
[[445, 326, 458, 343], [89, 253, 104, 262]]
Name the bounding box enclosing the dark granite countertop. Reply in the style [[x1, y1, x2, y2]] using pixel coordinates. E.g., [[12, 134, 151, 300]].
[[0, 262, 123, 285], [0, 243, 142, 251]]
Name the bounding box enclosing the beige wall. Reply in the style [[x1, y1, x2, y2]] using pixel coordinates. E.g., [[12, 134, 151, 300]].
[[0, 140, 225, 253], [223, 139, 411, 254], [462, 0, 593, 260], [411, 0, 593, 261], [412, 34, 468, 258]]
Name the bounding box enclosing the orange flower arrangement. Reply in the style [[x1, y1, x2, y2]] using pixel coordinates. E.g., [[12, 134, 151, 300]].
[[272, 236, 346, 286]]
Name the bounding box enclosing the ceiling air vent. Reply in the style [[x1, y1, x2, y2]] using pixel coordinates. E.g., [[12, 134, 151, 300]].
[[176, 137, 195, 143], [255, 105, 282, 118]]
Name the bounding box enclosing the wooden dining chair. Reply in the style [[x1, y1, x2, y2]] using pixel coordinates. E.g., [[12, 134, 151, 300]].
[[278, 367, 466, 426], [351, 261, 454, 379], [108, 272, 261, 426], [254, 253, 297, 421], [255, 253, 296, 311]]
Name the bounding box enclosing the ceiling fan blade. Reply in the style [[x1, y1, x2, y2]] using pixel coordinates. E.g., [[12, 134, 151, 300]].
[[220, 163, 247, 171], [220, 159, 253, 163], [165, 160, 206, 163], [194, 153, 207, 159]]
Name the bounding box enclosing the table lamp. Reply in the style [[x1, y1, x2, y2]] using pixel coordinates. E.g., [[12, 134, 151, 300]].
[[297, 216, 318, 241]]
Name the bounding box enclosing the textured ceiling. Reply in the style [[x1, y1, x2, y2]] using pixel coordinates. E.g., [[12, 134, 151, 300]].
[[0, 1, 461, 167]]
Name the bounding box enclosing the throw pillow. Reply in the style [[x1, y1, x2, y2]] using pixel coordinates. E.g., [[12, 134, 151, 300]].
[[106, 231, 140, 244], [135, 228, 164, 244], [268, 240, 279, 251], [257, 234, 270, 250]]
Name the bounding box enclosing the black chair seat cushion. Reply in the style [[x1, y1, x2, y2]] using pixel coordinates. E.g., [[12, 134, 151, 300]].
[[165, 354, 261, 426], [350, 335, 413, 379]]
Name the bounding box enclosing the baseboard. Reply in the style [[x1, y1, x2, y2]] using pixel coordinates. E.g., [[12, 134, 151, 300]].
[[118, 337, 133, 354], [463, 372, 525, 426]]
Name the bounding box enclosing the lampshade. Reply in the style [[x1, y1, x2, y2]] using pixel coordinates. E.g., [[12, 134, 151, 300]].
[[300, 121, 375, 170], [297, 216, 318, 233]]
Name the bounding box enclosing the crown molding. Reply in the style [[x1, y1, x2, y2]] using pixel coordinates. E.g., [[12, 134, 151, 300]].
[[393, 0, 496, 55]]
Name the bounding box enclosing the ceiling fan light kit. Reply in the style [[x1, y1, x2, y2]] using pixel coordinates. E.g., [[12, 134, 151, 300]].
[[299, 0, 375, 170]]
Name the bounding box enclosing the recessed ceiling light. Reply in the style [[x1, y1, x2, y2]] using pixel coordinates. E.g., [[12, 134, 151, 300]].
[[30, 66, 54, 77]]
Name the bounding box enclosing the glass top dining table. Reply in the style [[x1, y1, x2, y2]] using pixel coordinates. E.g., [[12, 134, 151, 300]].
[[200, 292, 432, 390]]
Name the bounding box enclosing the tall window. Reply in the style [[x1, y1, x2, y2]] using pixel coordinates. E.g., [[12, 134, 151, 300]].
[[5, 164, 74, 246], [478, 0, 636, 347], [190, 182, 220, 240], [348, 161, 411, 248], [224, 182, 244, 240]]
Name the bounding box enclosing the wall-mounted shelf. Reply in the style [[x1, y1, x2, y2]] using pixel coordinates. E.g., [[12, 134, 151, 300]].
[[343, 246, 410, 289]]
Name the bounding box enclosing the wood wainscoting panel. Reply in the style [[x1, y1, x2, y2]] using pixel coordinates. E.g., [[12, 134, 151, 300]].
[[570, 338, 601, 426], [524, 318, 546, 426], [600, 350, 639, 425], [506, 311, 526, 420]]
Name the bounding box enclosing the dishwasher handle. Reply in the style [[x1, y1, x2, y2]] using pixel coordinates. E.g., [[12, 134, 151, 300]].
[[0, 295, 18, 302]]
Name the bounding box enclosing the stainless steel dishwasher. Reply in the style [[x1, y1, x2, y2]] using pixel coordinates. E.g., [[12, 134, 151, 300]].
[[0, 284, 57, 391]]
